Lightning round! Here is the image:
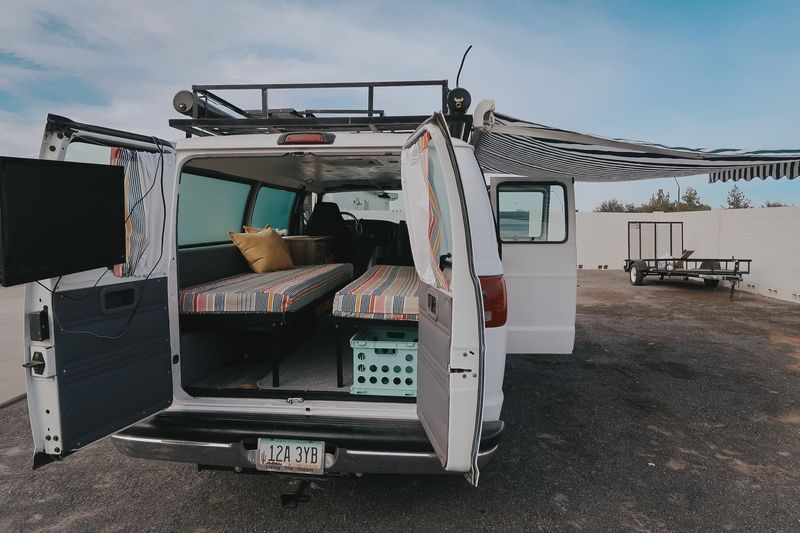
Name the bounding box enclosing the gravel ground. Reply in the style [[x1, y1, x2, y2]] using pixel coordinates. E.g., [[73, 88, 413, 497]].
[[1, 271, 799, 532]]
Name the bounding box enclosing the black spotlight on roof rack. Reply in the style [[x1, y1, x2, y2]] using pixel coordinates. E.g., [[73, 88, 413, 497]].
[[447, 87, 471, 115]]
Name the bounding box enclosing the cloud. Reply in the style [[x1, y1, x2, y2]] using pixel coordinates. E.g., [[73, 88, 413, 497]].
[[0, 1, 634, 154], [0, 0, 797, 210]]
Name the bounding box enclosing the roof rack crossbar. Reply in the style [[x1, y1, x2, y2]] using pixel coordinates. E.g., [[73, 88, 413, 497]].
[[171, 80, 462, 137]]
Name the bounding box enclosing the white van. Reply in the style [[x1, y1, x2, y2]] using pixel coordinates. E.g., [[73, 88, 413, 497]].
[[2, 81, 576, 486]]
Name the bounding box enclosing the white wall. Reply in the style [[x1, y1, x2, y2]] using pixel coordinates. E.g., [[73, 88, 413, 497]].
[[576, 207, 800, 304]]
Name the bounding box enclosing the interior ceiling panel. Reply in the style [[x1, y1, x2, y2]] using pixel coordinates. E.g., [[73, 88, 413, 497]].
[[185, 154, 401, 191]]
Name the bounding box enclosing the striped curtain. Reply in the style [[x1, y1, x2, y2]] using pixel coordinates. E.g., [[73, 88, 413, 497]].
[[419, 132, 450, 291], [109, 147, 173, 277], [400, 131, 451, 291]]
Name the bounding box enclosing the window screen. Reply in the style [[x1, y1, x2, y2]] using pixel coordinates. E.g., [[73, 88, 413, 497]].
[[178, 173, 250, 245], [251, 185, 296, 231], [497, 183, 567, 243]]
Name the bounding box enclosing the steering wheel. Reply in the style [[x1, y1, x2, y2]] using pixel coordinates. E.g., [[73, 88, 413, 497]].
[[340, 211, 363, 235]]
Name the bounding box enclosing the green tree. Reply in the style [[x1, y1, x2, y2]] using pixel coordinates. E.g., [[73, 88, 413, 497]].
[[595, 199, 635, 212], [724, 185, 751, 209], [763, 200, 791, 207], [677, 187, 711, 211], [640, 189, 673, 212]]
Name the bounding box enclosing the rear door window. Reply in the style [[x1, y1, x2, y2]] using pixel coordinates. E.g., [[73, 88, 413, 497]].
[[251, 185, 296, 231], [178, 173, 250, 245]]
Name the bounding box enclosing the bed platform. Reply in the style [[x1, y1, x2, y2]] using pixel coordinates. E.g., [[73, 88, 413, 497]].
[[180, 263, 353, 315], [331, 264, 421, 388], [179, 263, 353, 386]]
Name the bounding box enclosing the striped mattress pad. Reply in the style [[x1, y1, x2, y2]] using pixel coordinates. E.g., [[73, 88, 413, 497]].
[[333, 265, 420, 321], [180, 263, 353, 314]]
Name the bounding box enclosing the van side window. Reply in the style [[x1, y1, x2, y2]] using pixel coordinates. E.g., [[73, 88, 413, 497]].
[[497, 183, 567, 243], [251, 185, 296, 231], [178, 173, 250, 245]]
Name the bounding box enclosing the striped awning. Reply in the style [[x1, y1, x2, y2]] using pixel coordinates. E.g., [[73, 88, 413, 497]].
[[471, 107, 800, 183]]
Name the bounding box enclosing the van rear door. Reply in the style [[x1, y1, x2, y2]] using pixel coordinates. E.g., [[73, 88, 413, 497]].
[[401, 113, 486, 486], [3, 115, 176, 468], [489, 176, 576, 353]]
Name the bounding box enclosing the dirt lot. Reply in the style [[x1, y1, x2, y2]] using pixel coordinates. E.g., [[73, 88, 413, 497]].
[[1, 271, 799, 532]]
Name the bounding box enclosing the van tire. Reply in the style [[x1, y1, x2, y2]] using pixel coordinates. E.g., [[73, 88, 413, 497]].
[[629, 263, 645, 286]]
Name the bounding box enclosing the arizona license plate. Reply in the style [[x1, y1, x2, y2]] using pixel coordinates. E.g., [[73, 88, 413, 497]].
[[256, 438, 325, 474]]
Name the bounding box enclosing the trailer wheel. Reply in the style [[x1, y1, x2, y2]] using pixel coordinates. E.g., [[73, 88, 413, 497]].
[[704, 279, 720, 288], [629, 263, 645, 286]]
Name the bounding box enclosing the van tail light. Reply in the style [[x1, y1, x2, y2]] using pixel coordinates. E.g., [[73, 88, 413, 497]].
[[277, 132, 335, 145], [479, 275, 507, 328]]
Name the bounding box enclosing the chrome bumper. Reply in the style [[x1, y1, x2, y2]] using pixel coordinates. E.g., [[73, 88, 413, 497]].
[[111, 434, 499, 475]]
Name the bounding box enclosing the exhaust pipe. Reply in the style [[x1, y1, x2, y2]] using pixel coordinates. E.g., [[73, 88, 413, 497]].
[[172, 90, 244, 119]]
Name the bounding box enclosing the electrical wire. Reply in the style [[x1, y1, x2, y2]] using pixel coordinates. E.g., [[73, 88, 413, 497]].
[[456, 45, 473, 88], [52, 139, 167, 339]]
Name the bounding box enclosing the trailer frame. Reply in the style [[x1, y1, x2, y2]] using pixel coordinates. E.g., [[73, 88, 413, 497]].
[[622, 221, 752, 295]]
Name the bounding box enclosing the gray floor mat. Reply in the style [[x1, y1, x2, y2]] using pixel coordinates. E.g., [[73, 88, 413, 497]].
[[256, 324, 353, 391]]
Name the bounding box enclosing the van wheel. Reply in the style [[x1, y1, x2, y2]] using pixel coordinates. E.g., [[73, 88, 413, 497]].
[[704, 279, 720, 288], [629, 264, 644, 286]]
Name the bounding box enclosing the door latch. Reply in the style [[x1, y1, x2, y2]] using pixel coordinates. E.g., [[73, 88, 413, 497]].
[[23, 351, 46, 375]]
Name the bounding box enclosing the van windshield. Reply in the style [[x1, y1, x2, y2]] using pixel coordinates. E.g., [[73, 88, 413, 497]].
[[323, 190, 405, 223]]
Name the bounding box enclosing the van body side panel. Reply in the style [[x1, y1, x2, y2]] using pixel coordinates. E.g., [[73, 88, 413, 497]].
[[453, 146, 505, 421]]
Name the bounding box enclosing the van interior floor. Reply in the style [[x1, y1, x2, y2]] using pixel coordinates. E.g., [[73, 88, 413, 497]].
[[184, 322, 353, 394]]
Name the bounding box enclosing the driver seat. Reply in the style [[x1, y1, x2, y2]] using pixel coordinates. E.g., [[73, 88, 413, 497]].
[[305, 201, 355, 263]]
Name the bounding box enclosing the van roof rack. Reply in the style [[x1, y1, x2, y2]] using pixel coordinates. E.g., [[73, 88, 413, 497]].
[[168, 80, 472, 139]]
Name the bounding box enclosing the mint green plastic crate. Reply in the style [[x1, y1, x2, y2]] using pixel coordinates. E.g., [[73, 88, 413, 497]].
[[350, 326, 419, 397]]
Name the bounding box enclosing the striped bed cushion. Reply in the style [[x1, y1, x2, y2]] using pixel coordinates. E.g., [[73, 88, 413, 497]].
[[180, 263, 353, 314], [333, 265, 420, 321]]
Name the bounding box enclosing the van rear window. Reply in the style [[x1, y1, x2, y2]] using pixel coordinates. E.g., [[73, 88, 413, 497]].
[[178, 173, 250, 245], [251, 185, 296, 231]]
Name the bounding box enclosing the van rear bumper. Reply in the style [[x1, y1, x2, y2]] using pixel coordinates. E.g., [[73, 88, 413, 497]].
[[112, 412, 503, 475]]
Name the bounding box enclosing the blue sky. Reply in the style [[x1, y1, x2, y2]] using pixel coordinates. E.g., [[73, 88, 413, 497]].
[[0, 0, 798, 210]]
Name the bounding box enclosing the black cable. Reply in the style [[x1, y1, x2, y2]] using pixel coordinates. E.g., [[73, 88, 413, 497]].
[[40, 141, 164, 303], [456, 45, 473, 87], [54, 141, 167, 339]]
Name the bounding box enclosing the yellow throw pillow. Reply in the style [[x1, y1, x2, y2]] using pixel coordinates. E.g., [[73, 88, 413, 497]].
[[229, 227, 294, 273], [243, 225, 266, 233]]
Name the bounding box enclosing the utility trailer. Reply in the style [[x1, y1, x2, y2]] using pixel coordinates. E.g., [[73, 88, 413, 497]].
[[623, 221, 751, 294]]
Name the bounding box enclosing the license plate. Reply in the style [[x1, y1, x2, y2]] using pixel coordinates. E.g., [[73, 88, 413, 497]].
[[256, 438, 325, 474]]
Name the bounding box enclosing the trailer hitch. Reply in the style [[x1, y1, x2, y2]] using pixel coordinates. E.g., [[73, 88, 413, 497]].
[[281, 480, 311, 508]]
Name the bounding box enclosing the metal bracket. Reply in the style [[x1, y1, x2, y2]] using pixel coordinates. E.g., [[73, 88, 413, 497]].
[[22, 352, 46, 375]]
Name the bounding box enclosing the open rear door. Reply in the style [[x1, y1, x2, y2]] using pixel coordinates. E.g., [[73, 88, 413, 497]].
[[489, 176, 576, 353], [4, 115, 176, 467], [401, 113, 486, 485]]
